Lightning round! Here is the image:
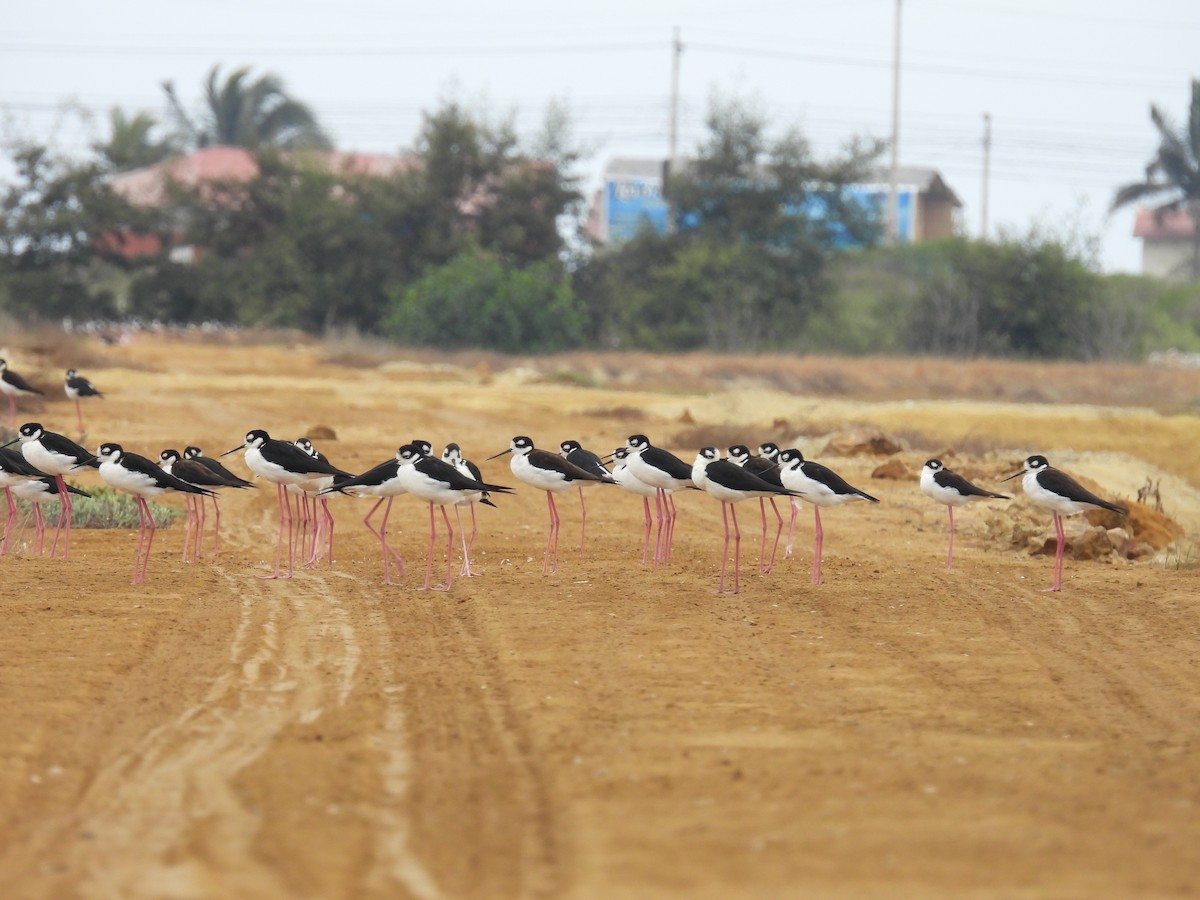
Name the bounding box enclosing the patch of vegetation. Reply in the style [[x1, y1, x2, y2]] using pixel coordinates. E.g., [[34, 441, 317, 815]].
[[15, 485, 185, 529]]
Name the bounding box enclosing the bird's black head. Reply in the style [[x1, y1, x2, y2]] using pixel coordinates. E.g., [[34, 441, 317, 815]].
[[397, 444, 424, 464], [727, 445, 751, 463], [698, 446, 719, 462], [778, 448, 805, 467], [184, 446, 203, 459], [559, 439, 581, 455], [65, 368, 78, 378], [97, 442, 123, 461], [627, 434, 650, 451], [442, 442, 461, 458], [1025, 455, 1049, 471], [410, 439, 432, 457], [245, 430, 269, 447], [758, 442, 780, 460], [924, 459, 944, 472], [160, 449, 181, 463], [18, 422, 43, 441], [294, 437, 315, 456]]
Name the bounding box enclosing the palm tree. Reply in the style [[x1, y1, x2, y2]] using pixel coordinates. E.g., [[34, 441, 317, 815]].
[[162, 65, 332, 152], [1112, 79, 1200, 280], [93, 108, 181, 172]]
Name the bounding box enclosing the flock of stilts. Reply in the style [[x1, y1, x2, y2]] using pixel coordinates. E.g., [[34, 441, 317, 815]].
[[0, 358, 1130, 593]]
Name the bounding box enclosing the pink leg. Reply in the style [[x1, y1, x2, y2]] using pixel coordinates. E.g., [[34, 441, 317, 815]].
[[323, 498, 335, 564], [543, 491, 561, 575], [438, 505, 454, 591], [577, 485, 587, 558], [462, 503, 480, 576], [811, 506, 824, 585], [1042, 512, 1066, 592], [1, 486, 15, 556], [195, 492, 208, 558], [182, 495, 195, 562], [208, 496, 222, 557], [366, 497, 405, 583], [131, 495, 148, 584], [137, 497, 157, 584], [717, 502, 731, 594], [651, 489, 666, 564], [756, 499, 767, 574], [259, 484, 289, 579], [730, 502, 742, 594], [765, 498, 783, 574], [75, 399, 84, 435], [32, 503, 45, 557], [49, 475, 72, 559], [640, 496, 652, 565], [663, 491, 678, 565], [946, 505, 955, 569], [785, 498, 800, 559]]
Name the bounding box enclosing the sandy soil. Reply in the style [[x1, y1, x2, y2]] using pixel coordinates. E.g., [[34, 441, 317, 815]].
[[1, 336, 1199, 899]]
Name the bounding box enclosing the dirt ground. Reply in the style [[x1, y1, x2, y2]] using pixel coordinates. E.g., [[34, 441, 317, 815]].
[[1, 335, 1199, 899]]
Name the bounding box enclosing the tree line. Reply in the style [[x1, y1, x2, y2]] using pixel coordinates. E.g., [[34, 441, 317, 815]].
[[2, 65, 1199, 359]]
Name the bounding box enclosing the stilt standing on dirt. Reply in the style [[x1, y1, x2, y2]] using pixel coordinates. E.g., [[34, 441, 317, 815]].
[[1003, 455, 1127, 592], [920, 459, 1008, 568]]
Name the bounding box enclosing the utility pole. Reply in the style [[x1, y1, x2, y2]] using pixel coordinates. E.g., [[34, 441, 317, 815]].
[[981, 113, 992, 240], [666, 26, 683, 234], [887, 0, 902, 245]]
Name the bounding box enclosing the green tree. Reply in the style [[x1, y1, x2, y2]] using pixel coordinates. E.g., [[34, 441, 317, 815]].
[[163, 65, 332, 151], [1112, 78, 1200, 280], [0, 143, 158, 320], [93, 108, 180, 172], [576, 94, 884, 351], [385, 250, 587, 352]]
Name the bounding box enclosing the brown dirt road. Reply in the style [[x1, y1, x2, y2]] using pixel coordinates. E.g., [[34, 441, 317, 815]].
[[1, 337, 1199, 898]]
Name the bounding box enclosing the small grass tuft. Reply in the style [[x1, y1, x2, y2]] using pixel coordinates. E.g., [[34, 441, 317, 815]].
[[25, 486, 186, 529]]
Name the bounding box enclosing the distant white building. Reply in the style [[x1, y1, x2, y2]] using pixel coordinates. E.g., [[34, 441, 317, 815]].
[[1133, 208, 1200, 281], [586, 157, 962, 245]]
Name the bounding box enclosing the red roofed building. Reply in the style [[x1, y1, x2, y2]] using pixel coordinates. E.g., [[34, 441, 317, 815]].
[[1133, 207, 1200, 281], [106, 146, 418, 261]]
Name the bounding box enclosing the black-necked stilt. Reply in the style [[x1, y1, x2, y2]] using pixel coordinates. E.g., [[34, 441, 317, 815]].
[[624, 434, 694, 566], [1002, 455, 1127, 592], [558, 439, 613, 558], [488, 436, 605, 575], [728, 444, 787, 575], [11, 422, 98, 558], [441, 443, 497, 577], [0, 359, 43, 428], [64, 368, 103, 435], [693, 447, 802, 594], [11, 476, 90, 558], [778, 448, 880, 585], [396, 443, 513, 591], [97, 443, 214, 585], [221, 429, 351, 579], [920, 459, 1008, 569], [610, 446, 659, 564], [0, 446, 51, 555], [160, 448, 254, 561], [324, 447, 410, 585], [759, 441, 804, 561], [292, 436, 349, 568]]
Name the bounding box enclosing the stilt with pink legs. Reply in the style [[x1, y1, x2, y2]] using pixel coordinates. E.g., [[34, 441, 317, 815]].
[[64, 369, 103, 437], [778, 448, 879, 585], [692, 447, 802, 595], [159, 448, 255, 562], [919, 459, 1008, 569], [609, 447, 658, 565], [728, 445, 788, 575], [322, 447, 411, 585], [558, 440, 612, 558], [490, 436, 606, 576], [623, 435, 694, 567], [397, 443, 512, 590], [96, 443, 213, 585], [11, 477, 90, 556], [221, 430, 350, 580], [441, 443, 498, 577], [8, 423, 99, 559], [1003, 454, 1127, 592], [0, 360, 43, 429]]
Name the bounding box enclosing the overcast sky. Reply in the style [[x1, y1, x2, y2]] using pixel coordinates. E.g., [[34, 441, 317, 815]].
[[3, 1, 1196, 273]]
